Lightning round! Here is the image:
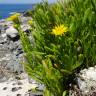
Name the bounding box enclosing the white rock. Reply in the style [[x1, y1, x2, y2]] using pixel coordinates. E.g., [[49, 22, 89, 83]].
[[0, 78, 38, 96], [77, 78, 86, 89], [85, 70, 96, 80], [1, 33, 6, 38], [80, 68, 87, 73], [6, 26, 18, 38], [88, 67, 94, 71], [94, 65, 96, 68], [76, 67, 96, 95], [21, 24, 31, 32]]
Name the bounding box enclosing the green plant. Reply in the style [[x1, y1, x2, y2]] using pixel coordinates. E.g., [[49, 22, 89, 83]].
[[11, 0, 96, 95]]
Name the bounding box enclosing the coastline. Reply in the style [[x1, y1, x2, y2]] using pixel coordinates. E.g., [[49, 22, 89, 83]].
[[0, 4, 34, 19]]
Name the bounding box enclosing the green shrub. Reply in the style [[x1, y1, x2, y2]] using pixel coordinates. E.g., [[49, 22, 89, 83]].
[[11, 0, 96, 95]]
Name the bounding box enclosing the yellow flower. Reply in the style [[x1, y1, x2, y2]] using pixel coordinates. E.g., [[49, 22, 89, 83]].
[[6, 13, 20, 21], [52, 24, 68, 36], [28, 20, 33, 25]]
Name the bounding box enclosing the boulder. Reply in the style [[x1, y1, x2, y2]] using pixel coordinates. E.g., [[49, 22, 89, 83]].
[[70, 66, 96, 96], [6, 26, 19, 40]]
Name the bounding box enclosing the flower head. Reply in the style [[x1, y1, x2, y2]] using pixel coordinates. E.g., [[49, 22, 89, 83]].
[[28, 20, 33, 25], [6, 13, 20, 21], [52, 24, 68, 36]]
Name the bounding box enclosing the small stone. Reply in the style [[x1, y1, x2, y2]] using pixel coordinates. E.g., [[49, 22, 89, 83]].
[[36, 84, 44, 91], [80, 69, 87, 73], [3, 87, 7, 90]]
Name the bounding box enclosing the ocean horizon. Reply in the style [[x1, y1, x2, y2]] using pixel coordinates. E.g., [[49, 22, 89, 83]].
[[0, 4, 34, 19]]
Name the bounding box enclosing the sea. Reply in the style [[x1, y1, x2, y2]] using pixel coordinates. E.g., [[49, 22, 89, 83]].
[[0, 4, 34, 19]]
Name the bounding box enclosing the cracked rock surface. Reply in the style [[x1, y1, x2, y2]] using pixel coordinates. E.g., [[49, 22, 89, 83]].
[[0, 17, 43, 96], [70, 66, 96, 96]]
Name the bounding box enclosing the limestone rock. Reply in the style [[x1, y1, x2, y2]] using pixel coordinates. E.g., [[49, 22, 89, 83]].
[[6, 26, 19, 39], [70, 66, 96, 96]]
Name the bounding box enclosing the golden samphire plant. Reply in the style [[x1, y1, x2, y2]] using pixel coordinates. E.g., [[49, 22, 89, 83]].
[[10, 0, 96, 95]]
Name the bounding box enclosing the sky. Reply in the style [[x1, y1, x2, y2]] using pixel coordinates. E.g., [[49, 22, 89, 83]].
[[0, 0, 56, 4]]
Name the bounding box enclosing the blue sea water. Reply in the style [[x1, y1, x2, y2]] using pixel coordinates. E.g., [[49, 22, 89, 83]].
[[0, 4, 33, 19]]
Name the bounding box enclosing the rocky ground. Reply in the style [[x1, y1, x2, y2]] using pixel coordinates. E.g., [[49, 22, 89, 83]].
[[0, 16, 43, 96]]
